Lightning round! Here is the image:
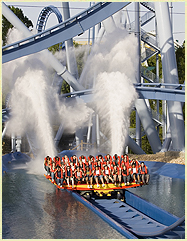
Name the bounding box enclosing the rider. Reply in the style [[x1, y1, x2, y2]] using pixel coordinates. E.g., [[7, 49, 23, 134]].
[[54, 165, 63, 186], [85, 165, 93, 188], [44, 156, 52, 176], [71, 155, 79, 166], [74, 166, 83, 183], [130, 163, 140, 183], [140, 162, 150, 184], [65, 165, 74, 188], [103, 165, 114, 183], [94, 165, 105, 188], [122, 165, 130, 185]]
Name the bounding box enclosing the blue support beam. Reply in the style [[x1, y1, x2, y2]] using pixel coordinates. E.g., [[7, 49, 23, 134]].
[[61, 83, 185, 103]]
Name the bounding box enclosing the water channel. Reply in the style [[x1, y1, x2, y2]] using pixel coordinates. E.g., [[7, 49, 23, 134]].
[[2, 160, 185, 239]]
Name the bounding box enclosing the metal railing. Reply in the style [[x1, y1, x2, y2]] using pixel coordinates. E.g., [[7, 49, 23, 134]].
[[141, 66, 161, 83], [2, 2, 106, 52], [69, 140, 96, 151], [141, 29, 160, 51], [129, 10, 155, 30]]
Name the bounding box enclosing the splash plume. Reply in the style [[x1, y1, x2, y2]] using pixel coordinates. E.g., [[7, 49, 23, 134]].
[[80, 28, 138, 155]]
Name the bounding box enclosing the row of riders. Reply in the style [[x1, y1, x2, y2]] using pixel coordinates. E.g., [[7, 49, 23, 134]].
[[44, 154, 150, 189]]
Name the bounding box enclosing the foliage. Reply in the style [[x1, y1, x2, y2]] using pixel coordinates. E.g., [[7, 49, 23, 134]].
[[76, 49, 86, 78], [130, 110, 136, 128], [73, 41, 80, 48], [2, 6, 33, 46], [175, 41, 185, 84], [129, 100, 163, 154], [61, 80, 70, 94], [141, 134, 153, 154], [48, 43, 63, 54], [73, 40, 88, 78], [129, 110, 153, 154], [147, 54, 162, 79], [139, 41, 185, 153]]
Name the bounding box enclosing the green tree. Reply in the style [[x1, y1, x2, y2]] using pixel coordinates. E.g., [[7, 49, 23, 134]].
[[2, 6, 33, 46], [48, 43, 64, 54], [73, 40, 89, 78], [175, 41, 185, 121], [147, 54, 162, 79], [61, 80, 70, 94], [176, 41, 185, 84]]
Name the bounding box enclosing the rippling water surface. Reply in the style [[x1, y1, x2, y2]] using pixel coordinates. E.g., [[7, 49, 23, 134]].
[[129, 173, 185, 218], [2, 170, 126, 239], [2, 165, 185, 239]]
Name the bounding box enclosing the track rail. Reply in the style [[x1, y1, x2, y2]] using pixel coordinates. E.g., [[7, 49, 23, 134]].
[[69, 191, 185, 239], [2, 2, 130, 63], [36, 5, 62, 32]]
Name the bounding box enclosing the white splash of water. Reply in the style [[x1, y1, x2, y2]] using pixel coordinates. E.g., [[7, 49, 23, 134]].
[[79, 28, 138, 155], [8, 57, 56, 157], [94, 71, 137, 155], [3, 28, 92, 174]]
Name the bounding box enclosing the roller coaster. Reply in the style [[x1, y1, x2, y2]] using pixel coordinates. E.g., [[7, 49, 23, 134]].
[[2, 2, 185, 239]]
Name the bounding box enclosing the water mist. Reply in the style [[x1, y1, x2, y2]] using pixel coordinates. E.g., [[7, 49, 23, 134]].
[[3, 28, 92, 174], [8, 57, 57, 156], [80, 28, 138, 155]]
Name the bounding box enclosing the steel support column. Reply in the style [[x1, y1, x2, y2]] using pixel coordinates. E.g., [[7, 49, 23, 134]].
[[11, 133, 16, 152], [135, 2, 141, 147], [91, 113, 96, 148], [61, 2, 78, 81], [61, 2, 80, 147], [96, 114, 100, 151], [86, 114, 92, 151], [155, 2, 185, 151], [156, 19, 160, 134], [102, 8, 161, 153]]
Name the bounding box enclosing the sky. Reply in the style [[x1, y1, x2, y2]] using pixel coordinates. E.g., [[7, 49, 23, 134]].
[[4, 1, 185, 45]]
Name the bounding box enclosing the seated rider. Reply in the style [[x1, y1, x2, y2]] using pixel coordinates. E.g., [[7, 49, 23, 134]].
[[78, 159, 86, 172], [54, 165, 62, 186], [74, 166, 83, 183], [105, 154, 112, 162], [130, 158, 140, 167], [121, 154, 130, 168], [80, 155, 87, 165], [97, 159, 103, 170], [122, 165, 130, 185], [71, 155, 78, 166], [60, 163, 66, 186], [97, 155, 104, 163], [140, 162, 150, 184], [85, 166, 93, 188], [50, 162, 56, 183], [112, 165, 118, 186], [113, 154, 120, 166], [65, 166, 74, 188], [94, 165, 105, 188], [103, 165, 114, 183], [44, 156, 52, 176], [63, 155, 70, 166], [117, 164, 122, 187], [130, 163, 140, 183], [54, 156, 61, 166]]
